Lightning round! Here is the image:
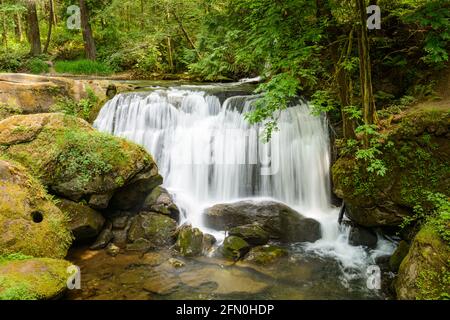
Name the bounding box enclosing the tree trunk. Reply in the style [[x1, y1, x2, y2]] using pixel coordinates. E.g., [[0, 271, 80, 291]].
[[14, 13, 23, 42], [0, 0, 7, 49], [356, 0, 376, 128], [79, 0, 96, 60], [26, 0, 41, 56], [172, 11, 201, 59], [44, 0, 54, 53]]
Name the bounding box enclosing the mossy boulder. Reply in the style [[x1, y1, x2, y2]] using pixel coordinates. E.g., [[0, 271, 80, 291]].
[[0, 255, 72, 300], [243, 245, 288, 265], [175, 224, 204, 257], [0, 113, 161, 209], [0, 159, 72, 258], [56, 199, 105, 241], [0, 103, 23, 121], [395, 224, 450, 300], [221, 236, 251, 260], [228, 224, 269, 246], [127, 212, 177, 248], [332, 109, 450, 227], [389, 240, 410, 272]]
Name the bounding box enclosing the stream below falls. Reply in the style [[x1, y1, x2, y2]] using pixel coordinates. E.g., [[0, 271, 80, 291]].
[[67, 82, 396, 300]]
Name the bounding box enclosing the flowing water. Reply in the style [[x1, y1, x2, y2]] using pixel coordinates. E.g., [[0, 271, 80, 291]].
[[89, 83, 396, 299]]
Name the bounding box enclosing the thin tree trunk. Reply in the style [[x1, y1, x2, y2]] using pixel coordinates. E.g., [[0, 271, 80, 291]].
[[140, 0, 145, 29], [356, 0, 376, 129], [51, 0, 57, 25], [27, 0, 41, 56], [167, 36, 174, 72], [44, 0, 54, 53], [0, 0, 7, 49], [79, 0, 96, 60], [172, 11, 201, 59], [14, 13, 23, 42]]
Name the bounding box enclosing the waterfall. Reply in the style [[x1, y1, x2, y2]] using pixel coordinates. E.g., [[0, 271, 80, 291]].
[[94, 87, 395, 273]]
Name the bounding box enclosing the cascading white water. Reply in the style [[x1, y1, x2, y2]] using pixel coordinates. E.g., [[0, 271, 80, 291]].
[[94, 87, 395, 278]]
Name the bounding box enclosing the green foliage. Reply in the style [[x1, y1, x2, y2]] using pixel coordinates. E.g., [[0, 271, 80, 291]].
[[0, 253, 33, 265], [54, 59, 113, 75], [416, 266, 450, 300], [50, 87, 99, 121], [24, 57, 49, 75]]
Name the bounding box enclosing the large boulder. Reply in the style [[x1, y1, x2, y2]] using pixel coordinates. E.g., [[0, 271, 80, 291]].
[[395, 224, 450, 300], [0, 159, 72, 258], [56, 199, 105, 241], [127, 212, 177, 248], [347, 224, 378, 249], [332, 109, 449, 228], [204, 200, 321, 243], [0, 255, 72, 300], [0, 113, 162, 209]]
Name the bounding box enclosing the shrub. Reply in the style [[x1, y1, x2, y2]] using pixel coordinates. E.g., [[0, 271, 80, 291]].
[[25, 57, 49, 74]]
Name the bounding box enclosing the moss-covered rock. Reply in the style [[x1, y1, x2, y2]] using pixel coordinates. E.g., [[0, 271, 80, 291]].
[[0, 103, 23, 121], [56, 199, 105, 241], [0, 159, 72, 258], [142, 186, 180, 221], [243, 245, 288, 265], [127, 212, 177, 248], [389, 240, 410, 272], [175, 224, 204, 257], [0, 255, 72, 300], [221, 236, 251, 261], [395, 224, 450, 300], [332, 109, 450, 227], [0, 113, 161, 209], [228, 224, 269, 246]]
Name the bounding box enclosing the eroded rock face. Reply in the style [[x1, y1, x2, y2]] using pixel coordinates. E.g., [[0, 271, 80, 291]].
[[0, 113, 162, 209], [56, 199, 105, 241], [395, 225, 450, 300], [0, 257, 72, 300], [332, 109, 449, 228], [204, 200, 321, 243], [0, 159, 72, 258]]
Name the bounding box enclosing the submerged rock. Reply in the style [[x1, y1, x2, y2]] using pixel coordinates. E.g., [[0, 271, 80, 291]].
[[221, 236, 251, 260], [279, 210, 321, 243], [395, 224, 450, 300], [56, 199, 105, 241], [228, 224, 269, 245], [0, 257, 72, 300], [0, 159, 72, 258], [0, 113, 161, 210], [243, 245, 288, 265]]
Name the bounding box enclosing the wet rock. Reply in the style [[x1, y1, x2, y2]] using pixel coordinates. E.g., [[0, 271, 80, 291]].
[[90, 222, 113, 250], [126, 238, 152, 251], [228, 224, 269, 246], [0, 257, 72, 300], [168, 258, 185, 268], [204, 200, 321, 243], [221, 236, 251, 260], [389, 240, 410, 272], [202, 234, 217, 253], [127, 213, 177, 248], [106, 243, 120, 257], [142, 186, 180, 221], [243, 245, 288, 265], [56, 199, 105, 241], [348, 224, 378, 249], [279, 210, 321, 243], [0, 159, 71, 258], [175, 224, 204, 257]]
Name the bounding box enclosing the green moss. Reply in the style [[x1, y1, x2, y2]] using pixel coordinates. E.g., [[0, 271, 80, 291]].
[[0, 258, 72, 300], [221, 236, 250, 260]]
